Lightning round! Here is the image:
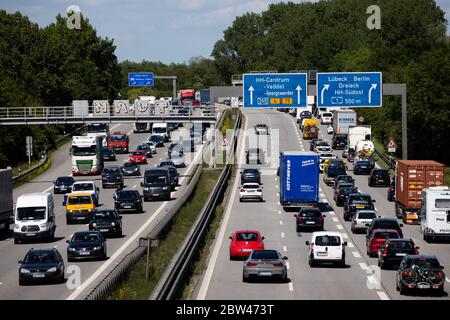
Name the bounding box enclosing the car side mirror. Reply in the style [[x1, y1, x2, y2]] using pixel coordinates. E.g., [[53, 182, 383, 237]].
[[18, 260, 23, 264], [229, 236, 232, 240], [262, 236, 265, 240], [140, 182, 144, 187], [293, 214, 297, 217], [119, 216, 122, 220], [378, 216, 381, 218], [372, 200, 376, 203], [399, 224, 404, 227], [343, 241, 348, 246], [415, 246, 420, 250], [441, 266, 444, 270], [305, 241, 310, 245], [66, 240, 70, 243], [323, 215, 326, 218], [283, 256, 288, 260]]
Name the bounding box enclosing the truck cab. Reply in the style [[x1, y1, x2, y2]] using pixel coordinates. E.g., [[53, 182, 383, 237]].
[[152, 123, 169, 142], [106, 131, 129, 153], [420, 187, 450, 242]]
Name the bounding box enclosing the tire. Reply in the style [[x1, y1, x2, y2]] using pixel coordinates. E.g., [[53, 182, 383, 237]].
[[309, 256, 316, 267], [242, 274, 248, 283], [399, 286, 407, 296], [339, 259, 346, 267], [14, 238, 20, 245], [102, 184, 106, 189], [296, 225, 301, 233], [19, 279, 25, 286], [66, 218, 71, 225], [351, 225, 355, 233]]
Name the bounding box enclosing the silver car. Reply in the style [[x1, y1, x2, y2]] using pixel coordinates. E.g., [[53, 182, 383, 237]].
[[351, 210, 379, 233], [242, 250, 288, 283], [170, 154, 186, 168]]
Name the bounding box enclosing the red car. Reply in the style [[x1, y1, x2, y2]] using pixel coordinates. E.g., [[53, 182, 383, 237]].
[[366, 229, 400, 257], [229, 230, 265, 260], [129, 150, 147, 164]]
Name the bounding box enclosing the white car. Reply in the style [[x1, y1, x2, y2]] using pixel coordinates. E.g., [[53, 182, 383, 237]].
[[70, 181, 100, 205], [170, 154, 186, 168], [327, 125, 334, 135], [144, 140, 157, 154], [351, 210, 379, 233], [316, 145, 332, 155], [306, 231, 347, 267], [239, 183, 263, 202], [321, 112, 333, 125]]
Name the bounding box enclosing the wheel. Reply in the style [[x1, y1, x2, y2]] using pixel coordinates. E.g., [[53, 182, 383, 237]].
[[309, 256, 316, 267], [14, 238, 20, 244], [351, 225, 355, 233], [66, 218, 71, 225], [19, 279, 25, 286], [399, 286, 407, 295], [239, 198, 242, 203], [242, 274, 248, 283], [102, 184, 106, 188], [339, 259, 346, 267]]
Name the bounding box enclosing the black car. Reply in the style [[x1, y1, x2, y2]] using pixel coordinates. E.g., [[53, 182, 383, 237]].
[[332, 134, 348, 150], [150, 135, 164, 147], [67, 231, 107, 262], [378, 239, 419, 269], [53, 176, 75, 194], [241, 168, 261, 185], [142, 168, 171, 201], [18, 248, 65, 285], [160, 165, 178, 191], [298, 111, 312, 123], [368, 169, 391, 187], [343, 193, 375, 221], [396, 255, 445, 295], [324, 160, 347, 185], [102, 166, 124, 189], [160, 159, 175, 168], [114, 189, 144, 213], [102, 147, 117, 161], [136, 144, 153, 158], [335, 186, 359, 207], [387, 180, 396, 201], [353, 159, 373, 175], [121, 162, 141, 176], [294, 208, 325, 232], [89, 209, 123, 237], [366, 218, 404, 239], [168, 143, 184, 158]]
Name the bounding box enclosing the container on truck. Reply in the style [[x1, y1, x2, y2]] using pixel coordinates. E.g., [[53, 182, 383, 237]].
[[0, 168, 13, 234], [279, 151, 320, 210], [348, 126, 372, 151], [332, 110, 357, 135], [420, 186, 450, 242], [395, 160, 445, 225], [199, 89, 210, 105]]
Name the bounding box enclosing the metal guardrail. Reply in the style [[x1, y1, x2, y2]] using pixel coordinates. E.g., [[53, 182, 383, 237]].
[[374, 149, 396, 170], [150, 109, 241, 300]]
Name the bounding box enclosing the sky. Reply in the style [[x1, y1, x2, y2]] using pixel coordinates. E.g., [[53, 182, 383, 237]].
[[1, 0, 449, 64]]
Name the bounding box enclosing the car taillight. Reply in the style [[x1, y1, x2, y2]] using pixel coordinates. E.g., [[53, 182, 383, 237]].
[[383, 246, 388, 257], [311, 243, 314, 253], [273, 262, 284, 267], [297, 216, 303, 221], [240, 189, 245, 192], [414, 247, 419, 255], [319, 216, 324, 222], [257, 189, 262, 192], [246, 262, 257, 267]]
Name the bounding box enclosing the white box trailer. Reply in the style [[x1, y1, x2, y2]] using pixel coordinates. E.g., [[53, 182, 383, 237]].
[[348, 125, 372, 150], [0, 168, 13, 233], [420, 187, 450, 242], [332, 110, 357, 135]]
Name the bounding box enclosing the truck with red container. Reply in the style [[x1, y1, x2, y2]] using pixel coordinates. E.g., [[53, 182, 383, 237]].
[[178, 89, 200, 107], [107, 132, 129, 154], [395, 160, 445, 225]]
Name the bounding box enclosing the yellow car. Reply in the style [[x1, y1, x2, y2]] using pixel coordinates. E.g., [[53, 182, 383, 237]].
[[65, 193, 95, 224]]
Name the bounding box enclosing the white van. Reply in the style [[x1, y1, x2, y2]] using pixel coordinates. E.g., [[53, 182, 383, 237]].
[[306, 231, 347, 267], [14, 193, 56, 244], [152, 123, 169, 142], [421, 186, 450, 242], [321, 112, 333, 125]]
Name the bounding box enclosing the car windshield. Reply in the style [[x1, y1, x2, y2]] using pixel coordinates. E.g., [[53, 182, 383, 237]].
[[389, 241, 414, 249], [144, 174, 167, 185], [150, 136, 161, 141], [24, 251, 57, 264], [375, 221, 400, 230], [71, 233, 101, 243], [93, 211, 116, 220], [406, 258, 441, 268], [338, 176, 353, 183], [316, 141, 328, 147], [350, 195, 371, 205], [244, 169, 259, 175], [160, 161, 174, 167], [374, 170, 389, 177], [72, 146, 96, 157], [117, 191, 140, 200], [357, 160, 370, 165], [132, 151, 145, 156], [72, 183, 94, 191], [56, 177, 73, 184], [236, 232, 258, 241], [315, 236, 341, 246], [243, 184, 259, 189], [103, 168, 119, 175], [108, 134, 126, 141], [343, 188, 358, 195], [17, 207, 46, 220], [153, 127, 166, 133], [103, 148, 113, 154], [67, 196, 92, 205], [251, 250, 279, 260], [374, 231, 399, 239], [323, 113, 332, 117], [358, 211, 377, 219], [123, 163, 137, 169], [299, 210, 321, 218], [87, 124, 108, 133], [137, 145, 148, 150]]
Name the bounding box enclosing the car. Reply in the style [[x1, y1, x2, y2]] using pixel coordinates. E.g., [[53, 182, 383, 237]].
[[67, 231, 107, 262], [89, 209, 123, 238], [240, 168, 261, 185], [366, 218, 404, 240], [65, 193, 95, 224], [299, 111, 312, 122], [121, 162, 141, 176], [321, 112, 333, 125], [254, 124, 269, 135], [387, 180, 395, 201], [319, 153, 337, 173], [102, 147, 117, 161], [351, 210, 378, 233], [246, 148, 265, 164], [342, 147, 349, 159], [162, 165, 179, 191], [168, 143, 184, 158], [335, 186, 359, 207], [306, 232, 347, 267], [101, 166, 124, 189], [18, 248, 65, 285], [332, 134, 348, 150], [309, 139, 321, 151], [378, 239, 419, 269], [170, 154, 186, 168], [323, 159, 347, 186], [149, 135, 164, 147], [229, 230, 265, 260], [142, 140, 157, 154], [343, 193, 375, 221], [136, 144, 153, 158], [160, 159, 176, 168], [333, 182, 354, 200], [114, 189, 144, 213], [129, 150, 147, 164], [242, 250, 288, 283], [294, 207, 325, 232], [70, 181, 100, 206], [396, 255, 445, 295], [141, 168, 171, 201], [368, 169, 391, 187], [313, 140, 330, 153], [353, 159, 373, 175], [239, 183, 263, 202], [333, 175, 354, 188], [316, 145, 332, 155], [327, 125, 334, 134], [366, 229, 401, 257], [53, 176, 75, 194]]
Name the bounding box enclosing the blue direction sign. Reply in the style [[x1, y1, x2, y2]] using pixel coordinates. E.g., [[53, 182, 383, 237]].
[[128, 72, 154, 87], [243, 73, 308, 108], [317, 72, 382, 108]]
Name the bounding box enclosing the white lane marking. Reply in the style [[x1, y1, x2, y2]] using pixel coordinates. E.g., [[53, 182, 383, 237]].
[[110, 124, 120, 130], [342, 233, 349, 239], [275, 185, 279, 189], [336, 224, 343, 230], [347, 242, 355, 248], [43, 185, 54, 193], [332, 217, 339, 222], [68, 143, 203, 300], [283, 246, 287, 252], [286, 261, 290, 270], [288, 283, 294, 291], [275, 177, 278, 182], [352, 251, 361, 258], [278, 210, 281, 215], [377, 291, 390, 300], [359, 263, 368, 271], [329, 211, 335, 215], [132, 185, 136, 189], [277, 201, 281, 206], [280, 220, 283, 225], [281, 232, 285, 238], [446, 277, 450, 283]]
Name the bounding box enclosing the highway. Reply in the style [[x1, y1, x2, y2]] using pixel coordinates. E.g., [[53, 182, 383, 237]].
[[197, 108, 450, 300], [0, 121, 206, 300]]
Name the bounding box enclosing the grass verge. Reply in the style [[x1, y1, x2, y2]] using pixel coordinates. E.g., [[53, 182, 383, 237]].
[[106, 169, 221, 300], [12, 155, 52, 189]]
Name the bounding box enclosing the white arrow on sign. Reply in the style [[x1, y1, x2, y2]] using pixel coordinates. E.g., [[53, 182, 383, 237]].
[[321, 84, 330, 104], [248, 85, 255, 105], [296, 85, 302, 105], [368, 83, 377, 104]]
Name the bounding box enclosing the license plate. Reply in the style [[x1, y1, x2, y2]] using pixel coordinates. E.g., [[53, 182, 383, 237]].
[[153, 194, 159, 197], [396, 253, 406, 257], [79, 251, 90, 255], [124, 206, 132, 209], [317, 252, 328, 256], [417, 283, 431, 289], [306, 221, 315, 224], [26, 233, 36, 237], [356, 206, 365, 209], [259, 272, 272, 276], [33, 273, 45, 278], [407, 215, 417, 219], [242, 249, 252, 252], [100, 229, 109, 232], [60, 187, 66, 190]]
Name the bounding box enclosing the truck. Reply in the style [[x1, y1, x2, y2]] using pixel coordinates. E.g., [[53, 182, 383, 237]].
[[71, 135, 104, 175], [199, 89, 210, 105], [279, 151, 320, 210], [303, 119, 319, 139], [332, 110, 357, 135], [178, 89, 199, 107], [395, 160, 445, 225], [420, 186, 450, 242], [0, 168, 13, 234], [348, 126, 372, 151], [107, 131, 129, 153]]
